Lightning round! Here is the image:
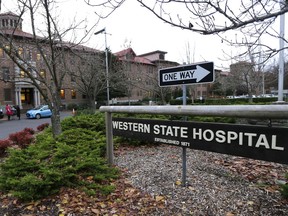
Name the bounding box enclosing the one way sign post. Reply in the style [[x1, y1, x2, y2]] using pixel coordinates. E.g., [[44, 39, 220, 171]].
[[158, 62, 214, 87]]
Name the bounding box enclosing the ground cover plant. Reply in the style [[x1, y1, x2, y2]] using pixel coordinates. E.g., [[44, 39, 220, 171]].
[[0, 113, 118, 201]]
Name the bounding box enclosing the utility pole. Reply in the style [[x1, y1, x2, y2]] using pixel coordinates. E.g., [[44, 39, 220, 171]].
[[95, 28, 110, 105]]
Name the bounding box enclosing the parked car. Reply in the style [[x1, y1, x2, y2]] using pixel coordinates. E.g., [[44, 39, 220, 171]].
[[0, 105, 16, 119], [26, 105, 52, 119], [175, 96, 189, 100]]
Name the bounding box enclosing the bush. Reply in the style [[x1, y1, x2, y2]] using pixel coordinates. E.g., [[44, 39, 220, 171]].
[[281, 174, 288, 199], [67, 103, 78, 111], [0, 139, 12, 156], [8, 130, 34, 149], [37, 123, 50, 131], [0, 117, 118, 201], [23, 127, 35, 135], [61, 112, 105, 133]]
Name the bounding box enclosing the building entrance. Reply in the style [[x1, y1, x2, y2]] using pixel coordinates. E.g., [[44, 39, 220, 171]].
[[21, 88, 34, 108]]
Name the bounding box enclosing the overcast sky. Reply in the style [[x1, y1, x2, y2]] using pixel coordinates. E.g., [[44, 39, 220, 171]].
[[2, 0, 287, 70]]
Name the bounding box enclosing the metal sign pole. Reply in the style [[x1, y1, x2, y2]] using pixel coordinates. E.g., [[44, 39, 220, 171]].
[[182, 85, 187, 186], [105, 112, 114, 165]]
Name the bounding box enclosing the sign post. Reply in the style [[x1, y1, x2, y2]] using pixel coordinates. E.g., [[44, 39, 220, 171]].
[[158, 62, 214, 87], [159, 61, 214, 186]]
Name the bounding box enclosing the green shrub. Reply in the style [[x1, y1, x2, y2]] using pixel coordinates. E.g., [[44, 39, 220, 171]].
[[0, 121, 118, 201], [76, 108, 96, 115], [188, 116, 236, 123], [61, 112, 105, 133], [281, 174, 288, 199], [66, 103, 78, 111]]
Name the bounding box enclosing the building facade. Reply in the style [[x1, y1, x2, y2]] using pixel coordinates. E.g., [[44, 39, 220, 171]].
[[0, 11, 215, 108], [114, 48, 179, 104], [0, 12, 97, 110]]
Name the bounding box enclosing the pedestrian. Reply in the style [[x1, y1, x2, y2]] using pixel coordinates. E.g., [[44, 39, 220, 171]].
[[14, 105, 21, 120], [5, 104, 13, 121]]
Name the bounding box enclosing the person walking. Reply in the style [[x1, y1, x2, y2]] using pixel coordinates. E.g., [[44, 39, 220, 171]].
[[5, 104, 13, 121], [14, 105, 21, 120]]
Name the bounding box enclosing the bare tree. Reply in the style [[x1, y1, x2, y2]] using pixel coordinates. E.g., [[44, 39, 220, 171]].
[[86, 0, 287, 34], [0, 0, 94, 137], [147, 67, 172, 104], [86, 0, 288, 65], [68, 50, 106, 109], [229, 60, 262, 102]]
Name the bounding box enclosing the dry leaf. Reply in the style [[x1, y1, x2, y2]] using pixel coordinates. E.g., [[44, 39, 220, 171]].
[[25, 205, 34, 210], [91, 208, 100, 214], [100, 202, 107, 208], [155, 195, 165, 202], [175, 180, 182, 185], [247, 201, 254, 205], [62, 199, 68, 204]]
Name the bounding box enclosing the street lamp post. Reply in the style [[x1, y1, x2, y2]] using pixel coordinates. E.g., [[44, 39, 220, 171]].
[[95, 28, 110, 105], [277, 0, 285, 103]]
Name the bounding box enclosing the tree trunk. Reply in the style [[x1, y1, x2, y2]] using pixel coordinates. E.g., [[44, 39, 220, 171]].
[[51, 107, 62, 138]]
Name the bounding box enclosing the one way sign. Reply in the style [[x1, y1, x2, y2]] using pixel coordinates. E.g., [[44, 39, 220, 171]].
[[158, 62, 214, 87]]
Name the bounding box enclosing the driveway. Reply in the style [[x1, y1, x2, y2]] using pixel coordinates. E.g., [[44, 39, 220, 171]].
[[0, 111, 72, 140]]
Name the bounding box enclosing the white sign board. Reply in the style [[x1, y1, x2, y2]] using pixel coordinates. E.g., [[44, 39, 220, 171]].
[[159, 62, 214, 87]]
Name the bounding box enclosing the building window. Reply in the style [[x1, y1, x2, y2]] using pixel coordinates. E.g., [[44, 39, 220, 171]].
[[71, 75, 76, 82], [36, 53, 41, 61], [0, 48, 4, 58], [137, 90, 143, 96], [18, 47, 24, 57], [71, 90, 76, 99], [5, 45, 10, 52], [60, 89, 65, 99], [82, 94, 86, 99], [40, 69, 46, 78], [148, 67, 153, 73], [4, 88, 12, 101], [2, 67, 10, 81], [26, 49, 32, 60], [27, 68, 35, 77], [20, 70, 26, 78]]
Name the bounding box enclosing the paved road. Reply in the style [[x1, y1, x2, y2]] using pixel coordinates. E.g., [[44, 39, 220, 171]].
[[0, 111, 72, 140]]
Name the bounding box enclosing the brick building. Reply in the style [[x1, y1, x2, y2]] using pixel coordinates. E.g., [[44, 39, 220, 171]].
[[114, 48, 179, 104], [0, 11, 214, 108], [0, 12, 98, 109]]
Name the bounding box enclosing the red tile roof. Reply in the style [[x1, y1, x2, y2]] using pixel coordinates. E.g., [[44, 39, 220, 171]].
[[114, 48, 135, 58], [138, 50, 167, 57], [114, 48, 155, 65]]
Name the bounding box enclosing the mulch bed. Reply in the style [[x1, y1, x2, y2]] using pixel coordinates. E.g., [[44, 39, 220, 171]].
[[0, 144, 287, 215]]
